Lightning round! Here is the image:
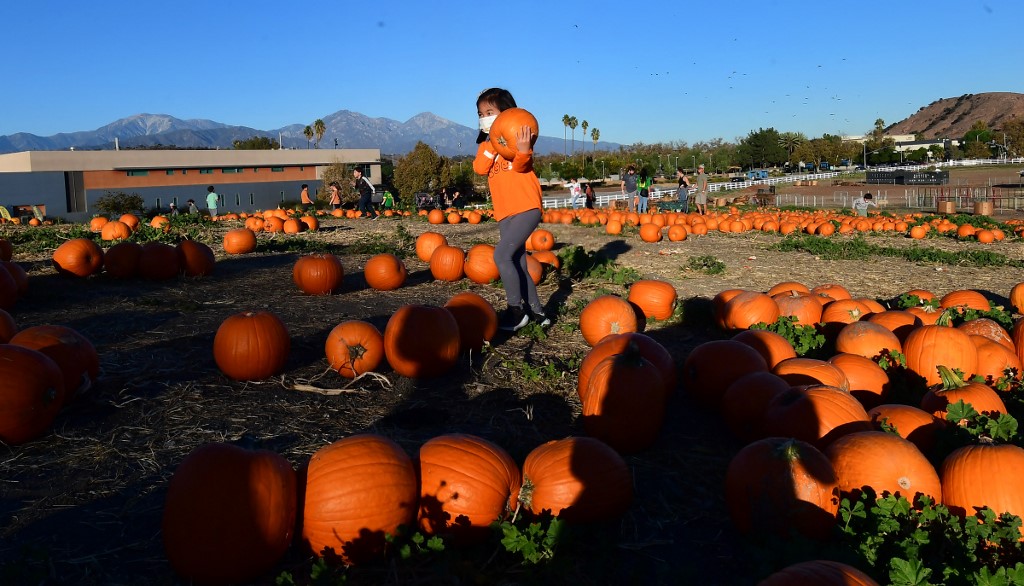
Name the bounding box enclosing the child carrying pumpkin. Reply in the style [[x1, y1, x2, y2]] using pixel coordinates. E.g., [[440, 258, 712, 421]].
[[472, 87, 549, 331]]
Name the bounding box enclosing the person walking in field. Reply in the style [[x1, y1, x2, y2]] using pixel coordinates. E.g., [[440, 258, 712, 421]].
[[353, 168, 377, 219], [205, 186, 219, 219], [694, 164, 709, 215], [852, 192, 877, 217], [621, 165, 638, 212]]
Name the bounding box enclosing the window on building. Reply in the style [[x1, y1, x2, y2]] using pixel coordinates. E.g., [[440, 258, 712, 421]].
[[271, 167, 284, 172], [200, 169, 213, 175], [165, 170, 175, 176], [280, 191, 286, 202], [173, 197, 179, 206], [235, 194, 240, 206], [126, 170, 149, 176], [249, 193, 254, 205], [221, 168, 244, 174], [155, 198, 161, 209]]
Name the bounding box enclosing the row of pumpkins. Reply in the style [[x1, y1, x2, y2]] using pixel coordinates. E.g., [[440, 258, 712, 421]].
[[679, 280, 1024, 583], [533, 205, 1017, 243]]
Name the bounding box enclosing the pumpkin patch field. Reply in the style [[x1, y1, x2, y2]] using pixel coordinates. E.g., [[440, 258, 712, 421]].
[[4, 202, 1024, 585]]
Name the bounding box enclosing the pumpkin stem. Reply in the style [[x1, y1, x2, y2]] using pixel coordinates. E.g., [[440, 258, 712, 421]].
[[517, 477, 535, 510], [936, 365, 967, 390], [935, 308, 955, 327], [772, 438, 802, 462]]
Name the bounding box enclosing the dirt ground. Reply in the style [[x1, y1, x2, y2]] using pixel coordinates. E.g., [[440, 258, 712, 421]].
[[2, 180, 1024, 584]]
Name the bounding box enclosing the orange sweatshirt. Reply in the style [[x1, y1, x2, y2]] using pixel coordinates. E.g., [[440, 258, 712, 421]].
[[473, 142, 543, 221]]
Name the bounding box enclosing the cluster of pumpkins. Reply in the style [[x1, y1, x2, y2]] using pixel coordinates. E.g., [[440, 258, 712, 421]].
[[677, 279, 1024, 582], [52, 237, 215, 280]]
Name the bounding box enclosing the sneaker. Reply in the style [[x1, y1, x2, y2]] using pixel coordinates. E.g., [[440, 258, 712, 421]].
[[528, 308, 551, 328], [371, 215, 380, 220], [498, 305, 530, 332]]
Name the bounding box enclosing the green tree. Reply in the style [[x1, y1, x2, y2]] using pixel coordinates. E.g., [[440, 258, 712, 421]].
[[964, 137, 994, 159], [568, 116, 578, 156], [580, 120, 589, 154], [232, 135, 280, 150], [319, 161, 357, 206], [1001, 117, 1024, 158], [591, 128, 600, 154], [94, 191, 144, 216], [313, 119, 326, 149], [777, 131, 806, 161], [303, 125, 313, 149], [736, 128, 787, 169], [393, 142, 446, 204], [561, 114, 570, 158]]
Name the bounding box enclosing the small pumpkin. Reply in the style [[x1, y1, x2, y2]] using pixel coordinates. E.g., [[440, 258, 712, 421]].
[[429, 245, 465, 282], [578, 294, 643, 346], [324, 320, 384, 378], [464, 243, 500, 284], [717, 290, 780, 331], [176, 240, 216, 277], [416, 231, 447, 262], [99, 220, 132, 241], [212, 311, 290, 381], [222, 228, 258, 254]]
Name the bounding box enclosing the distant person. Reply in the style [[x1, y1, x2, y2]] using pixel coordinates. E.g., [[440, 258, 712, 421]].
[[168, 202, 179, 216], [382, 190, 395, 210], [299, 183, 313, 212], [205, 186, 219, 219], [584, 182, 595, 209], [620, 165, 638, 212], [676, 166, 691, 213], [353, 168, 377, 219], [694, 164, 709, 215], [439, 187, 450, 208], [451, 189, 464, 209], [636, 168, 652, 214], [328, 182, 341, 210], [852, 192, 877, 217], [566, 177, 582, 208], [186, 199, 199, 215]]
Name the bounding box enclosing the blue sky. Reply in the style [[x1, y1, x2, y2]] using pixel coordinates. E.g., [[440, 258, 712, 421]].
[[1, 0, 1021, 146]]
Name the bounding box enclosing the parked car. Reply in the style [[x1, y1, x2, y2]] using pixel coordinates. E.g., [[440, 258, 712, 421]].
[[855, 165, 866, 171], [729, 177, 746, 183]]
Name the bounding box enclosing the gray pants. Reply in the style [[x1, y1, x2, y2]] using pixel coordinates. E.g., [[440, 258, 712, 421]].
[[495, 208, 543, 312], [625, 190, 637, 212]]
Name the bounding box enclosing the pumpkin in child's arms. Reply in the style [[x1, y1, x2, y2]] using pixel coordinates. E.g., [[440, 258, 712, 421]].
[[489, 108, 539, 160]]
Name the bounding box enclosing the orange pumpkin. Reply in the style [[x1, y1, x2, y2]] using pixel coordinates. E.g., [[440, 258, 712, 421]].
[[718, 291, 780, 331], [363, 253, 407, 290], [9, 325, 99, 404], [429, 245, 465, 282], [293, 253, 344, 295], [464, 243, 500, 284], [383, 304, 460, 378], [920, 365, 1007, 419], [581, 347, 668, 454], [102, 241, 142, 278], [731, 329, 797, 369], [577, 332, 676, 403], [903, 324, 978, 387], [222, 228, 258, 255], [681, 339, 769, 410], [827, 352, 891, 408], [941, 443, 1024, 539], [488, 107, 539, 160], [825, 430, 941, 503], [176, 240, 216, 277], [721, 371, 791, 442], [162, 443, 296, 584], [324, 320, 384, 378], [302, 434, 418, 564], [759, 560, 880, 586], [868, 404, 942, 456], [138, 242, 180, 281], [0, 344, 66, 445], [834, 320, 902, 360], [417, 434, 521, 543], [52, 238, 104, 278], [763, 384, 872, 448], [627, 279, 678, 321], [212, 311, 290, 381], [415, 231, 448, 262], [579, 294, 643, 346], [0, 309, 16, 343], [517, 436, 633, 523], [443, 292, 498, 354], [772, 357, 850, 392], [100, 220, 132, 241]]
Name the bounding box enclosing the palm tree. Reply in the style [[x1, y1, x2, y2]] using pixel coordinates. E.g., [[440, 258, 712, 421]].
[[591, 128, 600, 152], [561, 114, 570, 158], [313, 119, 326, 149], [568, 116, 578, 156], [777, 132, 806, 162], [303, 125, 313, 149], [580, 120, 589, 154]]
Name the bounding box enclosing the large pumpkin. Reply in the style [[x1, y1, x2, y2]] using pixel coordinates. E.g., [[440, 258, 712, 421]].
[[833, 320, 902, 360], [681, 339, 769, 410], [443, 292, 498, 354], [102, 241, 142, 278], [324, 320, 384, 378], [52, 238, 104, 278], [763, 385, 872, 449], [579, 294, 643, 346], [759, 560, 880, 586], [213, 311, 290, 381], [489, 107, 539, 160], [9, 325, 99, 404], [577, 332, 676, 403], [772, 357, 850, 392], [827, 352, 891, 408], [417, 434, 521, 544], [383, 304, 460, 378], [824, 430, 941, 504], [627, 279, 678, 321], [464, 243, 500, 284], [415, 231, 448, 262], [223, 228, 258, 255], [0, 308, 16, 343], [429, 245, 465, 282], [581, 347, 667, 454], [721, 371, 791, 442], [940, 443, 1024, 538], [162, 442, 296, 584], [868, 404, 942, 456], [0, 344, 66, 445], [717, 290, 780, 331], [99, 219, 132, 241], [903, 324, 979, 388], [919, 365, 1007, 419], [725, 437, 839, 540], [363, 253, 407, 291], [293, 253, 344, 295], [731, 329, 797, 369], [138, 241, 180, 281], [176, 240, 216, 277], [518, 436, 633, 523], [302, 434, 418, 564]]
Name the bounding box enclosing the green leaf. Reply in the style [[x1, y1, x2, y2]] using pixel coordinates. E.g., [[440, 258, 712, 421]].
[[889, 557, 932, 586]]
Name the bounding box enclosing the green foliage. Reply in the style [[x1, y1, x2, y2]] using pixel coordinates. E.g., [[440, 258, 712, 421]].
[[496, 515, 566, 565], [751, 315, 826, 357], [684, 255, 726, 275], [275, 557, 347, 586], [393, 141, 446, 203], [557, 245, 640, 286], [319, 160, 358, 206], [940, 400, 1020, 445], [772, 234, 1024, 268], [94, 191, 144, 216], [2, 224, 94, 253], [232, 135, 280, 150], [837, 490, 1024, 585]]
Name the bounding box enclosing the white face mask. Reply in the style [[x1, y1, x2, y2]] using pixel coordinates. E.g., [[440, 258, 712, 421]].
[[478, 114, 497, 133]]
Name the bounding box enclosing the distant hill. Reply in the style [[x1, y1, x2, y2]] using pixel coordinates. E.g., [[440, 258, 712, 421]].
[[0, 111, 618, 156], [886, 92, 1024, 139]]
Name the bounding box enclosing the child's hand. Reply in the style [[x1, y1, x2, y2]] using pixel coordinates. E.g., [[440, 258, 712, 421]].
[[515, 125, 534, 153]]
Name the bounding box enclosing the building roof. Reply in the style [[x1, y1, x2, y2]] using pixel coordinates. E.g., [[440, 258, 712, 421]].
[[0, 148, 381, 173]]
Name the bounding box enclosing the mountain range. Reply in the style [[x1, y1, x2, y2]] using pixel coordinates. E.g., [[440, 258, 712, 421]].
[[885, 92, 1024, 139], [0, 111, 617, 157]]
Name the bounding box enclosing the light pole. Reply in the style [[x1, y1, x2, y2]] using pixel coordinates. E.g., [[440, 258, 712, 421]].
[[692, 155, 696, 171]]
